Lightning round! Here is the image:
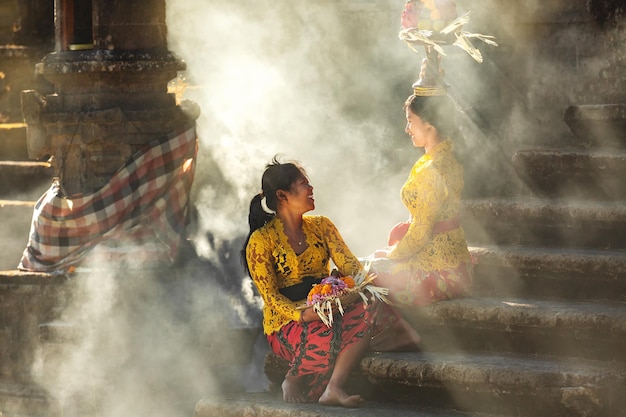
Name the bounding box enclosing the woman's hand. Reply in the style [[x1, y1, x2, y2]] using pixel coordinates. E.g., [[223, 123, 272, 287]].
[[300, 307, 319, 323]]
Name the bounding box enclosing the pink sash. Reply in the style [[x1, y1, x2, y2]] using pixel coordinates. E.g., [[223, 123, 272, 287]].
[[387, 214, 460, 246]]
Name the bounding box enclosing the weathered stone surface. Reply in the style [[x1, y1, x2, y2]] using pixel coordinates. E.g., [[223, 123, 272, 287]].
[[462, 198, 626, 249], [400, 297, 626, 361], [564, 104, 626, 148], [469, 245, 626, 300], [512, 149, 626, 200], [0, 380, 51, 417], [194, 392, 497, 417], [0, 272, 67, 382], [0, 123, 28, 160], [0, 203, 39, 271], [0, 161, 53, 195], [263, 351, 626, 417]]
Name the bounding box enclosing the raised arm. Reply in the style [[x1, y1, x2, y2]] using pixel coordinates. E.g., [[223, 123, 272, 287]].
[[321, 216, 363, 277]]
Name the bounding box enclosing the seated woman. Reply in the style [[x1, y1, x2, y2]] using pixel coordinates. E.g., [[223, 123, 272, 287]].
[[372, 91, 474, 307], [243, 156, 419, 408]]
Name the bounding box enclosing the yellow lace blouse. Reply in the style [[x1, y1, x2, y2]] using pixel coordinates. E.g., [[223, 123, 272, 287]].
[[246, 215, 362, 335], [388, 139, 472, 272]]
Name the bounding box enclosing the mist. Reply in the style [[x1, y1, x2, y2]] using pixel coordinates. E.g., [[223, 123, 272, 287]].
[[167, 0, 429, 258], [24, 1, 577, 416]]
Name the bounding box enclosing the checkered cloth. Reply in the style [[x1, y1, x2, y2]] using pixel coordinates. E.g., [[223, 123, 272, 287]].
[[18, 123, 198, 272]]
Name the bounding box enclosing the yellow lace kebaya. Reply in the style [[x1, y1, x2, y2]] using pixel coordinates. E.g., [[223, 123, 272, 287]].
[[246, 215, 363, 335], [371, 139, 473, 306]]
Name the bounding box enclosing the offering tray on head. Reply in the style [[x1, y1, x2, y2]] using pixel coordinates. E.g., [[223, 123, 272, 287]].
[[399, 0, 497, 64], [297, 262, 390, 327]]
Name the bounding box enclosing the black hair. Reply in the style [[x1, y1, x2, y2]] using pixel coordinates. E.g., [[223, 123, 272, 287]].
[[241, 155, 307, 275], [404, 94, 456, 139]]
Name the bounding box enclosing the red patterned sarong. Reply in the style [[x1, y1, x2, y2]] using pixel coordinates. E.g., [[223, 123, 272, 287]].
[[267, 303, 371, 402], [266, 302, 403, 401], [18, 123, 197, 272]]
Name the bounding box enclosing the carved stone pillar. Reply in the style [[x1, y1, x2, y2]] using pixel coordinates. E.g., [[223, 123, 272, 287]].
[[21, 0, 197, 196]]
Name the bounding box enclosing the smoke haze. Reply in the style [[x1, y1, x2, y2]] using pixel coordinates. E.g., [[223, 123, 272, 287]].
[[167, 0, 426, 258], [26, 1, 591, 416]]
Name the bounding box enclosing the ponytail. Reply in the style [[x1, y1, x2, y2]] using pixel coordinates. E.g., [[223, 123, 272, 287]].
[[248, 193, 274, 232], [241, 193, 274, 275]]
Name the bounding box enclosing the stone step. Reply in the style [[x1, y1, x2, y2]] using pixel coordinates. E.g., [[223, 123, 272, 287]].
[[469, 245, 626, 300], [512, 149, 626, 200], [399, 296, 626, 362], [194, 392, 504, 417], [0, 201, 36, 270], [0, 123, 28, 160], [462, 198, 626, 249], [0, 160, 53, 197], [0, 380, 50, 417], [264, 351, 626, 417], [564, 104, 626, 149]]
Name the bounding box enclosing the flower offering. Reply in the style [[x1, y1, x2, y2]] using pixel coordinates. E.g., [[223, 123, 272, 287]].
[[302, 263, 390, 327], [306, 275, 356, 305], [399, 0, 498, 63]]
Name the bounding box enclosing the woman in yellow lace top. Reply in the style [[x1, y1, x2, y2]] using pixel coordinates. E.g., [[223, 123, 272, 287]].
[[373, 93, 473, 306], [243, 157, 373, 408]]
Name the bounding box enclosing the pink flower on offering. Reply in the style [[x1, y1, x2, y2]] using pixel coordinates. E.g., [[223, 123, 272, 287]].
[[400, 0, 421, 29]]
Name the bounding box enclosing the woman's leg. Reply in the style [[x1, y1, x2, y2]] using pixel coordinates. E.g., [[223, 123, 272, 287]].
[[318, 334, 369, 407], [272, 305, 372, 406], [267, 325, 309, 403], [369, 303, 421, 352]]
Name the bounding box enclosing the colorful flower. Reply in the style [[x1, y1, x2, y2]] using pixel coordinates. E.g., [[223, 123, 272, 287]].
[[340, 276, 356, 288]]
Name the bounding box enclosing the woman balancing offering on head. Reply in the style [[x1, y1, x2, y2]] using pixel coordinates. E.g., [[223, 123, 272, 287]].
[[243, 157, 420, 407], [372, 57, 474, 308]]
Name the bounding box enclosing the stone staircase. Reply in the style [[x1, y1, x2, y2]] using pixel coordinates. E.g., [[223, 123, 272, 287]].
[[195, 6, 626, 417], [195, 102, 626, 417]]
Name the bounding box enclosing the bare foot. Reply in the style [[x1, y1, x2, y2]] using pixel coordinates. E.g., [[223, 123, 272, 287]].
[[318, 385, 364, 408], [282, 375, 307, 403]]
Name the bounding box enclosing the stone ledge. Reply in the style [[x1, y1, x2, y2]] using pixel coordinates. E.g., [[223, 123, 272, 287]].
[[194, 391, 497, 417], [401, 296, 626, 361], [463, 198, 626, 224], [360, 351, 626, 389], [407, 297, 626, 338], [0, 122, 28, 161], [462, 198, 626, 249], [564, 104, 626, 148], [0, 380, 51, 417], [0, 200, 35, 207], [471, 245, 626, 278], [263, 351, 626, 417], [0, 270, 67, 286], [512, 149, 626, 200], [469, 245, 626, 300], [0, 161, 54, 196]]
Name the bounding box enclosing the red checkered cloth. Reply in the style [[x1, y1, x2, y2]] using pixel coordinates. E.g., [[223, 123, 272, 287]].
[[18, 123, 198, 272]]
